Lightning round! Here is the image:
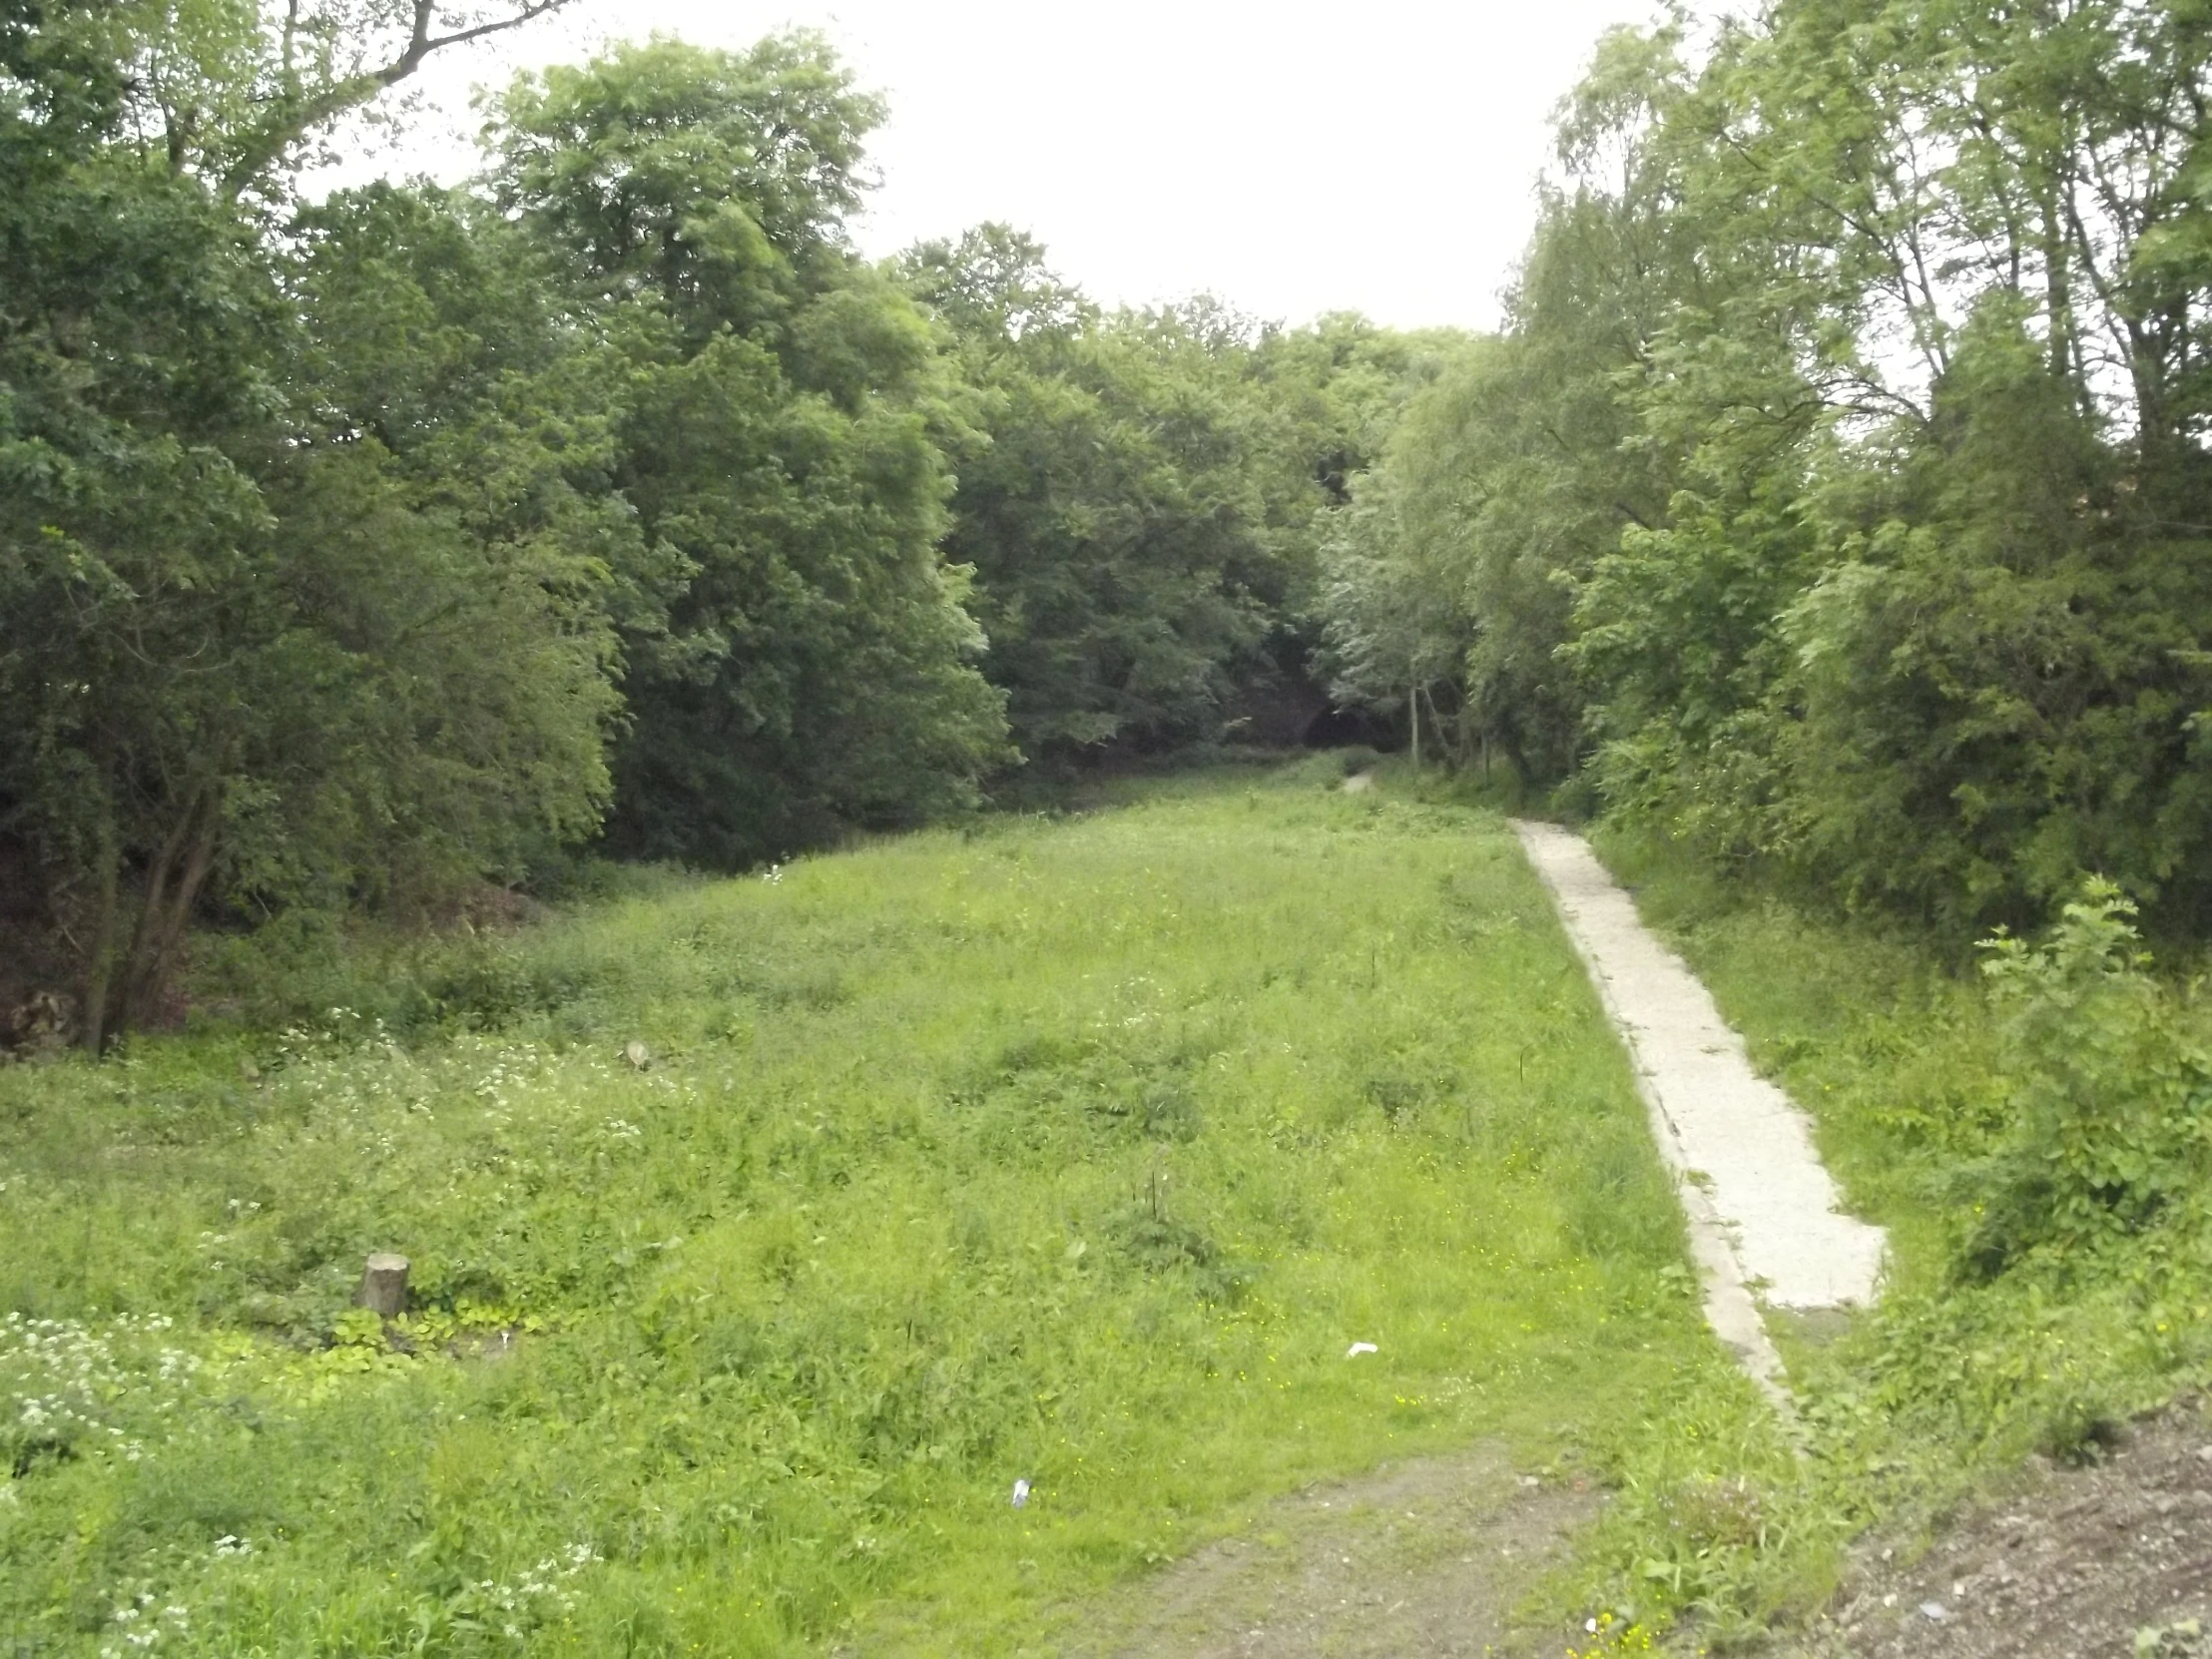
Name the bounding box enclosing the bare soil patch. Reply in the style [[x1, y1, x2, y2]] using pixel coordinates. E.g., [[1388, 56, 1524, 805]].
[[1789, 1401, 2212, 1659], [1071, 1443, 1601, 1658]]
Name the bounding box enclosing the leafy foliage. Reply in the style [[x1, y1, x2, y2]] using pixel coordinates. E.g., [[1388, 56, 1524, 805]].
[[1323, 0, 2212, 932], [0, 4, 625, 1045], [1964, 880, 2212, 1274], [908, 228, 1462, 763], [483, 36, 1012, 867]]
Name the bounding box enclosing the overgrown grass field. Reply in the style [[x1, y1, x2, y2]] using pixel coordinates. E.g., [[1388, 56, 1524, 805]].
[[0, 760, 1733, 1656]]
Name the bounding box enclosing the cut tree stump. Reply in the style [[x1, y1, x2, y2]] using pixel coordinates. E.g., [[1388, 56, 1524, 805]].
[[356, 1253, 409, 1318]]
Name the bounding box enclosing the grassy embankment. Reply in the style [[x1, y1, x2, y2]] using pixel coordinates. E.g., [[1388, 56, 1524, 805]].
[[1566, 818, 2212, 1643], [0, 759, 1750, 1656]]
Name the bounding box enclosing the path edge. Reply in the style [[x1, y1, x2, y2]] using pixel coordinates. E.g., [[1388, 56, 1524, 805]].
[[1508, 819, 1801, 1425]]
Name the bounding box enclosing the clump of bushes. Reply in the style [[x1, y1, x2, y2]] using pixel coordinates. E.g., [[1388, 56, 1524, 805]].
[[1961, 879, 2212, 1279]]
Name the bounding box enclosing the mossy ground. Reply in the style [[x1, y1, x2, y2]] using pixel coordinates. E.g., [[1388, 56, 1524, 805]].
[[0, 759, 1733, 1656]]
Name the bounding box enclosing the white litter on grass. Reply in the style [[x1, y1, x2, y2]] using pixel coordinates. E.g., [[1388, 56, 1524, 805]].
[[1010, 1478, 1031, 1508], [1345, 1342, 1378, 1359]]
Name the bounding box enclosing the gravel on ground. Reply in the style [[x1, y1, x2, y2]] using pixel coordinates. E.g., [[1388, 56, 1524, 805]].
[[1788, 1400, 2212, 1659]]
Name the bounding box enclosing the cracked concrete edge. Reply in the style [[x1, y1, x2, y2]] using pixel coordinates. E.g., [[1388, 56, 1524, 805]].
[[1508, 819, 1801, 1427]]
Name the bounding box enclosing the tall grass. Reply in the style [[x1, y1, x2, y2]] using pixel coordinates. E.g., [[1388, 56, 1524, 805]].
[[1572, 824, 2212, 1643], [0, 760, 1730, 1656]]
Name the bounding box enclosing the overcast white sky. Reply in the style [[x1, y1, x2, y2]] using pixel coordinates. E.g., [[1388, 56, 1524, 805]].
[[332, 0, 1679, 332]]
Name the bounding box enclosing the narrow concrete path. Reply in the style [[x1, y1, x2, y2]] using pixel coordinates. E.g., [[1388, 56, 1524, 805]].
[[1511, 822, 1885, 1342]]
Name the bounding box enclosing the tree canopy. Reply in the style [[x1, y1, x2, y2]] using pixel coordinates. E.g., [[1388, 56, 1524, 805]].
[[1324, 0, 2212, 934], [1, 9, 1454, 1044]]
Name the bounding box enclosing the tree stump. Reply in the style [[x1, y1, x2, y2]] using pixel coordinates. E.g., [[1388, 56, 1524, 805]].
[[356, 1253, 409, 1318]]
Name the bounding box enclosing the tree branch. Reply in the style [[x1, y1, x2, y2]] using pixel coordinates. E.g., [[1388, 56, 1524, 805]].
[[220, 0, 573, 199]]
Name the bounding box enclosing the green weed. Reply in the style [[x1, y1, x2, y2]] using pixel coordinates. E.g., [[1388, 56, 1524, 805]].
[[1582, 825, 2212, 1647], [0, 761, 1712, 1655]]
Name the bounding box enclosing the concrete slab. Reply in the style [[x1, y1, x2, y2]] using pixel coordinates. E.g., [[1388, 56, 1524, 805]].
[[1511, 820, 1886, 1313]]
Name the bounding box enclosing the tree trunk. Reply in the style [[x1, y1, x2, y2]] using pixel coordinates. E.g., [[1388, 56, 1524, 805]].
[[79, 829, 122, 1055], [2041, 190, 2074, 385], [118, 787, 222, 1036], [90, 784, 224, 1046], [356, 1254, 410, 1318]]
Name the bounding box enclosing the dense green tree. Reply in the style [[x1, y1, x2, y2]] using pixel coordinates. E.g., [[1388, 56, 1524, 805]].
[[3, 6, 296, 1045], [488, 38, 1010, 865], [1573, 0, 2212, 925], [0, 1, 623, 1044], [908, 228, 1457, 763], [1321, 25, 1693, 777], [905, 229, 1292, 757], [276, 183, 648, 898], [1324, 0, 2212, 931]]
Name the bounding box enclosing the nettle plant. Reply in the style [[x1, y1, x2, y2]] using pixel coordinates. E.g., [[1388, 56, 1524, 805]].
[[1962, 879, 2212, 1277]]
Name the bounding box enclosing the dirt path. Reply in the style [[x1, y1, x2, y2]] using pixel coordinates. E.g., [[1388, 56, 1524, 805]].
[[1071, 808, 1896, 1657], [1068, 1445, 1599, 1658]]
